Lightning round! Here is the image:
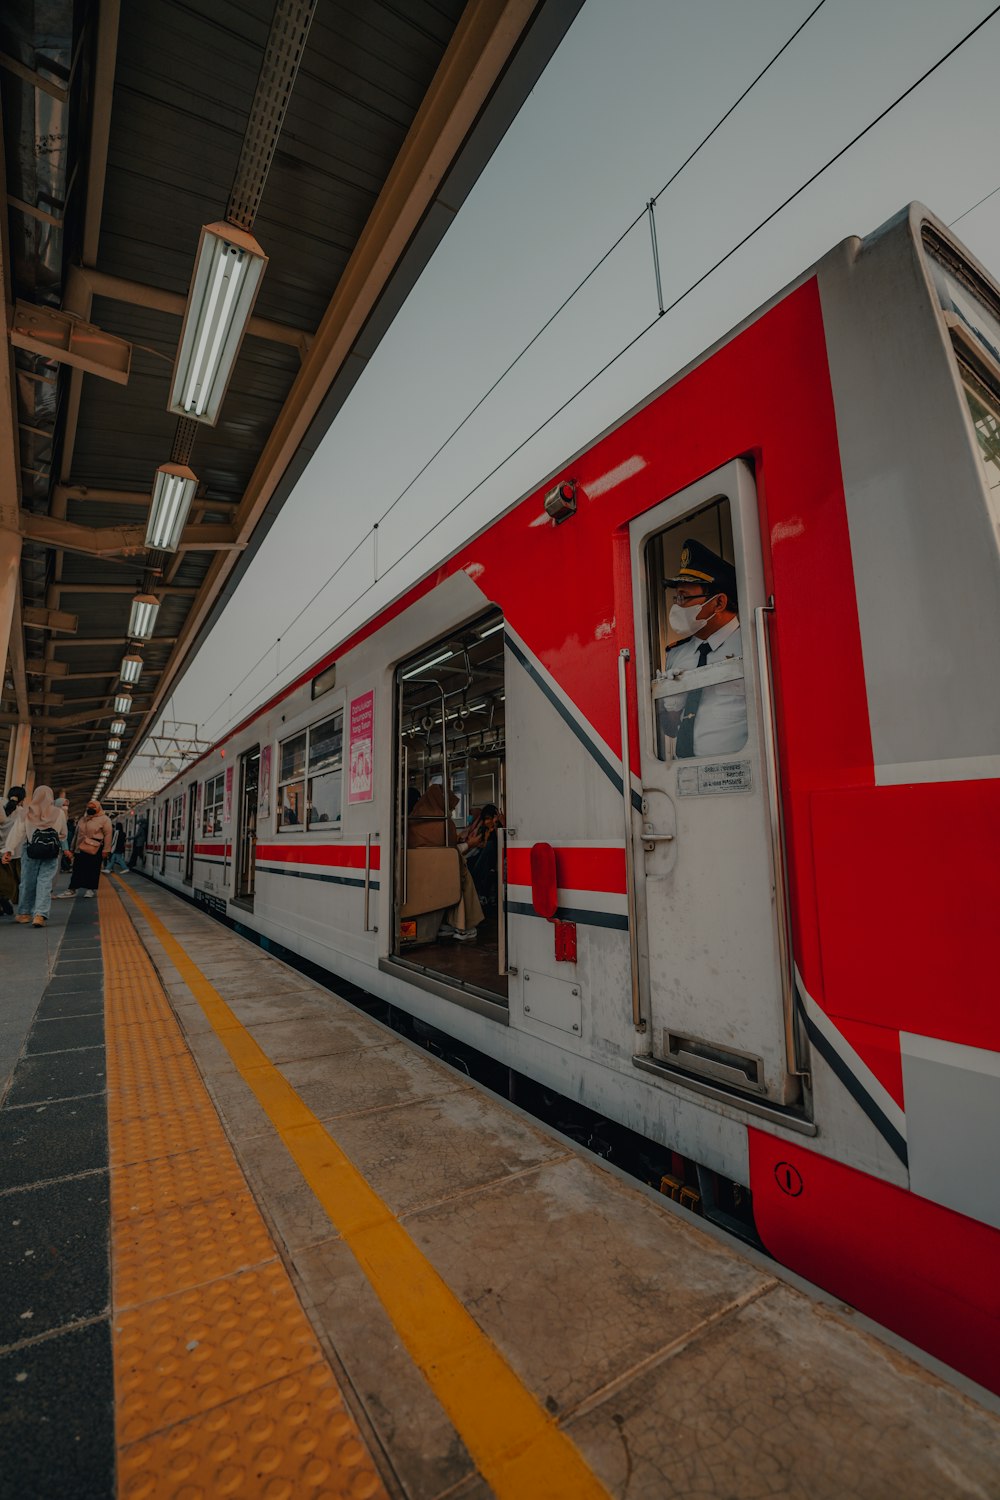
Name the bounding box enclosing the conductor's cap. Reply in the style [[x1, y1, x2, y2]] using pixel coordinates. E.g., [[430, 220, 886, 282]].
[[664, 538, 737, 603]]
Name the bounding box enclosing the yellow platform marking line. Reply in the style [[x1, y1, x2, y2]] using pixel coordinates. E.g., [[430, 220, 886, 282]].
[[99, 883, 388, 1500], [116, 878, 612, 1500]]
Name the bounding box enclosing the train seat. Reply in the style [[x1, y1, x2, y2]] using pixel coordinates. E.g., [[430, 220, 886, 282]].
[[401, 846, 461, 924]]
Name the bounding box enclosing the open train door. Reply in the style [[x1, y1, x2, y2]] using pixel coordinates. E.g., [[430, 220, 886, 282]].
[[627, 459, 805, 1109]]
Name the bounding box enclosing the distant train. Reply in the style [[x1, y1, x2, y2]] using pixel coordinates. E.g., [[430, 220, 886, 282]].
[[138, 204, 1000, 1395]]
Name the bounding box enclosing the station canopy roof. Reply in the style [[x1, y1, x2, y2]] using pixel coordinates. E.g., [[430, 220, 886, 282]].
[[1, 0, 580, 800]]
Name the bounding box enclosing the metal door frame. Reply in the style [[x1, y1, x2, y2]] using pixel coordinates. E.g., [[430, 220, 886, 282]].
[[234, 745, 260, 904]]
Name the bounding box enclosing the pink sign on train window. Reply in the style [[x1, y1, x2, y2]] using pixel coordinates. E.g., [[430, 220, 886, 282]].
[[348, 690, 375, 804]]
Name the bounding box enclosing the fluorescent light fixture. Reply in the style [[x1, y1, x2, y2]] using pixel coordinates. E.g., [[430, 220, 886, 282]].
[[120, 654, 143, 684], [478, 621, 505, 638], [402, 649, 455, 680], [128, 593, 160, 640], [114, 691, 133, 714], [108, 738, 122, 751], [168, 222, 268, 425], [146, 464, 197, 552], [110, 718, 127, 736]]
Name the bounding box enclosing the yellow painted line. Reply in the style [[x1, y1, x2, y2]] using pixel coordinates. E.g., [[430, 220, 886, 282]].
[[99, 883, 388, 1500], [116, 878, 611, 1500]]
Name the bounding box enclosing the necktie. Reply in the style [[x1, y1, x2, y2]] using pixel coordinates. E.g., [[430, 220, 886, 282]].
[[675, 640, 712, 759]]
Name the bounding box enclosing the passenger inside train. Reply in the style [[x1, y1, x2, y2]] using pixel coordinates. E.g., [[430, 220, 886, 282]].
[[396, 610, 507, 1002]]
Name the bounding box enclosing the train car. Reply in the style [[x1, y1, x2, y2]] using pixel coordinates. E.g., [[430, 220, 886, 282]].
[[137, 204, 1000, 1395]]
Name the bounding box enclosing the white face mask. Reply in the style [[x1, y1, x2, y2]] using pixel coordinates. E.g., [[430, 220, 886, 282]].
[[669, 599, 715, 636]]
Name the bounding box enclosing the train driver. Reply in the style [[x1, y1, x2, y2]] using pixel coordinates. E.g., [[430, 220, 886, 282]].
[[661, 539, 747, 758]]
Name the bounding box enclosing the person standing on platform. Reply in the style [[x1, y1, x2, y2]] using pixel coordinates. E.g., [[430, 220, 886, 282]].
[[1, 786, 68, 926], [55, 796, 73, 873], [107, 820, 128, 874], [128, 814, 147, 871], [0, 785, 26, 916], [65, 799, 113, 899]]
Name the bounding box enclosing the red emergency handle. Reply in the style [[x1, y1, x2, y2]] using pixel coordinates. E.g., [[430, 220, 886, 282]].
[[529, 841, 558, 920]]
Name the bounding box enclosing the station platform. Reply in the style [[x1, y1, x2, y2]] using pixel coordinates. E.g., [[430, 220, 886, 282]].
[[2, 872, 1000, 1500]]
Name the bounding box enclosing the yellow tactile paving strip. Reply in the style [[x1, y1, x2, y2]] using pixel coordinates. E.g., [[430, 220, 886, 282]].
[[114, 878, 613, 1500], [99, 882, 389, 1500]]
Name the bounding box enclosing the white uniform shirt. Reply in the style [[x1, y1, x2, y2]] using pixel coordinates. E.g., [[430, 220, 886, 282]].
[[664, 617, 747, 757]]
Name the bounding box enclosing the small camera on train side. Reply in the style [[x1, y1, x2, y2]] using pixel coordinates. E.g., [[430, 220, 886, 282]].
[[543, 479, 578, 524]]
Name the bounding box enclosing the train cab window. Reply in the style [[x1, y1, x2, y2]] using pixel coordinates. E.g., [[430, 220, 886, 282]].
[[277, 732, 306, 830], [202, 773, 225, 836], [645, 497, 747, 761], [963, 374, 1000, 528]]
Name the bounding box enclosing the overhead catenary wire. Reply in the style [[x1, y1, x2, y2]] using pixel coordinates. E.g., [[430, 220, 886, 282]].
[[202, 1, 829, 735], [210, 2, 1000, 740], [950, 181, 1000, 227]]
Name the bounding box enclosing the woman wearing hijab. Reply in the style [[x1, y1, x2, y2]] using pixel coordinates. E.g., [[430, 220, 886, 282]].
[[64, 798, 113, 898], [1, 785, 68, 926], [408, 783, 484, 941], [0, 785, 26, 915]]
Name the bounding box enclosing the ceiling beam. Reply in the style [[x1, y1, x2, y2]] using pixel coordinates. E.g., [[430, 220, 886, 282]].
[[51, 581, 197, 596], [26, 658, 68, 677], [19, 512, 240, 557], [22, 606, 78, 633], [66, 266, 310, 357], [49, 636, 177, 647], [0, 706, 113, 729], [21, 513, 146, 556], [10, 300, 132, 383]]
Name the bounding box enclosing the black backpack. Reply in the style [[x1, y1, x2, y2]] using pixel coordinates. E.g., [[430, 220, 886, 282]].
[[26, 827, 61, 861]]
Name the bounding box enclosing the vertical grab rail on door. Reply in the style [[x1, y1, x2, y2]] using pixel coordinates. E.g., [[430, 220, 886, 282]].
[[400, 744, 409, 909], [496, 826, 510, 976], [363, 832, 372, 933], [753, 599, 809, 1082], [618, 648, 646, 1034]]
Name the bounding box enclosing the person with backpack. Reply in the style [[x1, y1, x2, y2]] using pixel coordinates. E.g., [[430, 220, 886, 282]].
[[1, 785, 68, 926], [64, 798, 113, 899]]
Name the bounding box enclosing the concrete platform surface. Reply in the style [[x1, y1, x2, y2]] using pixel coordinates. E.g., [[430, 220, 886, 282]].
[[111, 876, 1000, 1500]]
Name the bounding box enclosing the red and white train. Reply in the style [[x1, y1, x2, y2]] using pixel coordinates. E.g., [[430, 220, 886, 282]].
[[138, 204, 1000, 1395]]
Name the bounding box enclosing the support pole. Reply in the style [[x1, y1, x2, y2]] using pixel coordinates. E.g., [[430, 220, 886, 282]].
[[10, 720, 30, 786], [0, 527, 20, 698]]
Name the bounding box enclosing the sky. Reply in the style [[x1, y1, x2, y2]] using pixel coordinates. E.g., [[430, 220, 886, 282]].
[[125, 0, 1000, 784]]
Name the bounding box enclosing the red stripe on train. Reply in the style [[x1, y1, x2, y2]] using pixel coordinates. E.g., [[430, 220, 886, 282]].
[[506, 846, 625, 894], [254, 842, 381, 870]]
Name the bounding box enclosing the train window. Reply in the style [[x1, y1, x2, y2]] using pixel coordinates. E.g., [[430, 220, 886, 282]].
[[277, 732, 306, 830], [169, 794, 183, 842], [963, 375, 1000, 528], [307, 712, 343, 826], [277, 713, 344, 831], [202, 773, 225, 836], [645, 496, 747, 761]]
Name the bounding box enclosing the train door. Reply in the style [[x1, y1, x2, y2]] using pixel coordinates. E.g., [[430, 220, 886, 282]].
[[234, 746, 260, 906], [183, 779, 197, 883], [627, 460, 802, 1106], [392, 611, 508, 1007], [159, 803, 167, 874]]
